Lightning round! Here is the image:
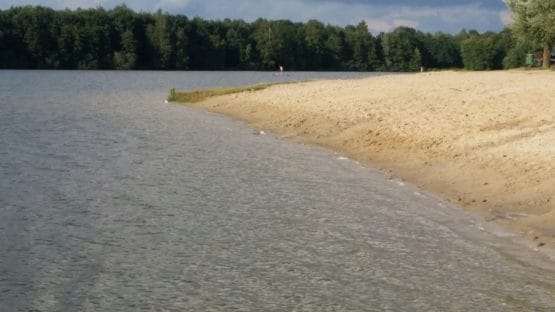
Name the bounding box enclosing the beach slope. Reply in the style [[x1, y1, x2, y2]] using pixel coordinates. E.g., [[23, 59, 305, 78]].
[[185, 71, 555, 247]]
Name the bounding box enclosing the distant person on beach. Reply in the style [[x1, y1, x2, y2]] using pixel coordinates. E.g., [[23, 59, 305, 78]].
[[279, 65, 284, 74]]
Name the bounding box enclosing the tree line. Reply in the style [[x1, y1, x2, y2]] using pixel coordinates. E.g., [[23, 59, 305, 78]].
[[0, 5, 542, 71]]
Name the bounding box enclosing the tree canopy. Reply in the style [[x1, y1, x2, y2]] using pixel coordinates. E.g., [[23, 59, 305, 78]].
[[0, 5, 535, 71], [505, 0, 555, 68]]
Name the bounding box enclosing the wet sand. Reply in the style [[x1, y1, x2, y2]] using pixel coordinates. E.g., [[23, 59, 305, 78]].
[[188, 71, 555, 251]]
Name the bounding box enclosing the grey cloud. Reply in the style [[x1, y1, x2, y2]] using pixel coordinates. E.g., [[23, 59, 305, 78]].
[[304, 0, 506, 10], [0, 0, 508, 33]]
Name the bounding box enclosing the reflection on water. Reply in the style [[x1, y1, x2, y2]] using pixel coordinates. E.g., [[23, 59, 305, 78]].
[[0, 71, 554, 311]]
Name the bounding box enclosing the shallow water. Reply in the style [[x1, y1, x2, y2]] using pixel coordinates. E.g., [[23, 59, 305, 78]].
[[1, 70, 554, 311]]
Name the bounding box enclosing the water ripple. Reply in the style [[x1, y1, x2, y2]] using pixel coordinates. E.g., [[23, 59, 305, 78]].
[[0, 71, 554, 311]]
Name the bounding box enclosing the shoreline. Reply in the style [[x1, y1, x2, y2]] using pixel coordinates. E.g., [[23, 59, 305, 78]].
[[178, 70, 555, 257]]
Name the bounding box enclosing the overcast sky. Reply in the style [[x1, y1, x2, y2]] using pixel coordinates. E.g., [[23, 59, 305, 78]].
[[0, 0, 512, 34]]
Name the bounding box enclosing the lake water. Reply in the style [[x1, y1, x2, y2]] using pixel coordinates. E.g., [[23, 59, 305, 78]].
[[1, 70, 554, 311]]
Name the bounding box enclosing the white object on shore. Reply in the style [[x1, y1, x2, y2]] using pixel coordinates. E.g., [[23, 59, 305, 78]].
[[164, 100, 169, 104]]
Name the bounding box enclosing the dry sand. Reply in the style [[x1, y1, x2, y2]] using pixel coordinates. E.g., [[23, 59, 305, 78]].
[[191, 71, 555, 249]]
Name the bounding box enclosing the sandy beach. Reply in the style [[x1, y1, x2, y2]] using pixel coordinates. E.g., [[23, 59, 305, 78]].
[[189, 71, 555, 249]]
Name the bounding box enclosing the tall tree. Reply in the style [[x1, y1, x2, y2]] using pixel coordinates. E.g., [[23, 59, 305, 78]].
[[223, 19, 253, 69], [113, 29, 137, 69], [344, 21, 379, 71], [146, 10, 173, 69], [13, 6, 58, 68], [323, 26, 346, 69], [253, 19, 296, 70], [173, 22, 190, 70], [460, 32, 505, 70], [505, 0, 555, 68], [303, 19, 326, 69], [0, 5, 517, 72], [419, 32, 462, 68], [382, 26, 420, 71]]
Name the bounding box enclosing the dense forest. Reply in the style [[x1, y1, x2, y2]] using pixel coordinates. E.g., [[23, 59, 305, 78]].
[[0, 5, 540, 71]]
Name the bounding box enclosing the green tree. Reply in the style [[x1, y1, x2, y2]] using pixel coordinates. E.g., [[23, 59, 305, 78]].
[[111, 4, 136, 33], [505, 0, 555, 68], [113, 30, 137, 69], [222, 19, 253, 69], [174, 25, 190, 69], [460, 33, 504, 70], [0, 5, 476, 71], [146, 10, 173, 69], [303, 19, 326, 69], [57, 23, 81, 68], [188, 18, 226, 69], [0, 12, 7, 66], [73, 8, 114, 69], [382, 26, 420, 71], [323, 26, 346, 69], [0, 9, 29, 67], [344, 21, 379, 71], [12, 6, 58, 68], [253, 19, 296, 70], [253, 19, 276, 69], [420, 32, 461, 68], [503, 40, 538, 68], [409, 48, 422, 71]]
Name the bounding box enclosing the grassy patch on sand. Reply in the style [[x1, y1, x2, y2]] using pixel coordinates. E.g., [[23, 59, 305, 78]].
[[168, 81, 299, 103]]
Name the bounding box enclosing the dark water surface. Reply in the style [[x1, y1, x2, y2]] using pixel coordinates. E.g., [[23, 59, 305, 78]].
[[1, 70, 554, 311]]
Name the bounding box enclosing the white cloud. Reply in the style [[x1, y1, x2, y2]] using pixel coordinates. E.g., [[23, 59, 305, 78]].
[[499, 9, 512, 25], [156, 0, 190, 10], [0, 0, 508, 33], [392, 19, 419, 29], [365, 18, 420, 33], [364, 19, 394, 33], [54, 0, 113, 9], [362, 4, 506, 34]]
